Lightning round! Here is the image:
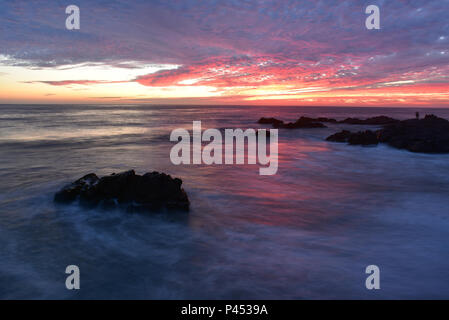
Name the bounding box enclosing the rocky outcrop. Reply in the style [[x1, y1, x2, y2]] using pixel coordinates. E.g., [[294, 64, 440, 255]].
[[290, 116, 338, 123], [54, 170, 190, 212], [259, 113, 449, 153], [347, 130, 379, 145], [258, 115, 399, 128], [258, 116, 327, 129], [325, 130, 352, 143], [275, 117, 327, 129], [257, 117, 284, 126], [326, 130, 378, 145], [326, 115, 449, 153], [378, 115, 449, 153], [316, 117, 338, 123], [339, 116, 399, 125]]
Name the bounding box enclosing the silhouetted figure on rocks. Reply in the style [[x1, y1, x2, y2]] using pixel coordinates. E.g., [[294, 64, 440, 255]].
[[416, 112, 420, 120]]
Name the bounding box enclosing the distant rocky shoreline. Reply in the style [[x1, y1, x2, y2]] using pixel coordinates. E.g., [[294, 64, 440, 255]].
[[258, 114, 449, 154], [258, 115, 399, 129], [54, 170, 190, 212]]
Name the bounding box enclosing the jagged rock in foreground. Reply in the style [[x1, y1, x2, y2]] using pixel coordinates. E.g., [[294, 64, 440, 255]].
[[54, 170, 190, 212], [378, 115, 449, 153], [326, 115, 449, 153], [326, 130, 378, 145]]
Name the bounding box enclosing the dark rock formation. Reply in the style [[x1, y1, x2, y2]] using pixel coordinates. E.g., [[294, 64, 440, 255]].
[[287, 116, 338, 124], [326, 130, 378, 145], [316, 117, 338, 123], [258, 115, 398, 128], [325, 130, 352, 143], [339, 116, 399, 125], [326, 115, 449, 153], [275, 117, 327, 129], [54, 170, 190, 212], [347, 130, 379, 145], [260, 116, 327, 129], [257, 117, 284, 126], [259, 113, 449, 153], [258, 116, 327, 129], [378, 115, 449, 153], [54, 173, 99, 203]]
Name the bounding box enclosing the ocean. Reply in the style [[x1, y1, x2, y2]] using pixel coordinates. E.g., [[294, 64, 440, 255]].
[[1, 104, 449, 299]]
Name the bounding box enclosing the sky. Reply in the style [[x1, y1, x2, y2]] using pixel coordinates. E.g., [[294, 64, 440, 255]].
[[0, 0, 448, 106]]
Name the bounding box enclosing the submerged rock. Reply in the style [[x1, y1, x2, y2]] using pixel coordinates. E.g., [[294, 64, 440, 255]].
[[54, 170, 190, 212]]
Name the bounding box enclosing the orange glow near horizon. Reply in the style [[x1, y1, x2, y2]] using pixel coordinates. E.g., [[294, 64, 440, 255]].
[[1, 59, 449, 107]]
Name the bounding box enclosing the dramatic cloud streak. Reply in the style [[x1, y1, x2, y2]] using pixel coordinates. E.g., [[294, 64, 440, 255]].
[[0, 0, 448, 105]]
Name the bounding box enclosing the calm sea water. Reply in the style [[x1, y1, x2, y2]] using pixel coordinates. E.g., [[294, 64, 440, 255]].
[[1, 104, 449, 299]]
